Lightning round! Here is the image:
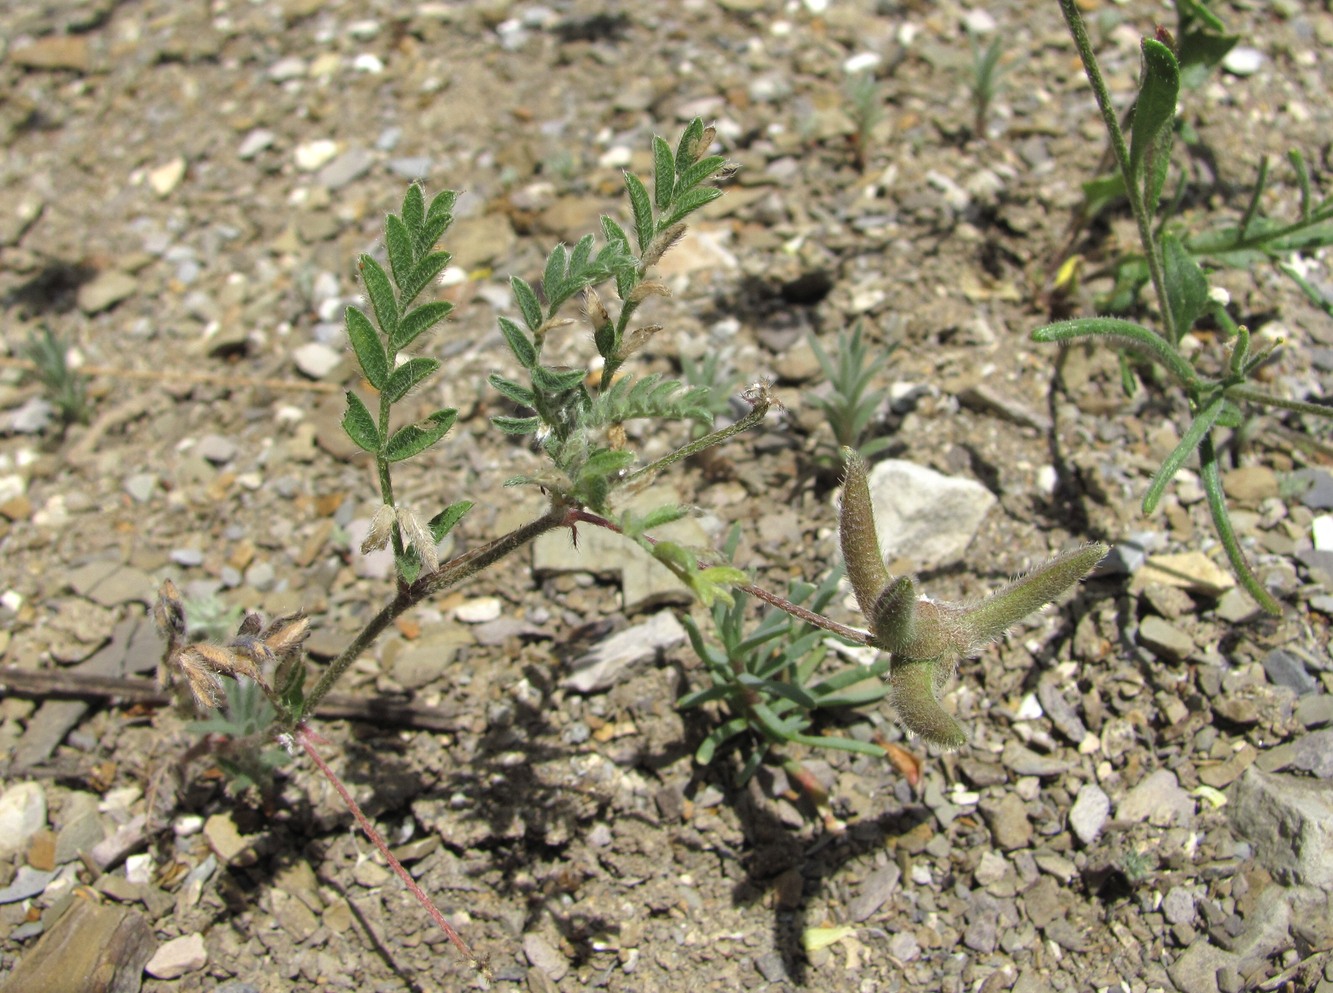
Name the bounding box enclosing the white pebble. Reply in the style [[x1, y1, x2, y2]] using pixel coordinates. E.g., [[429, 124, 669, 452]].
[[843, 52, 880, 75], [294, 139, 339, 172], [1223, 46, 1263, 76]]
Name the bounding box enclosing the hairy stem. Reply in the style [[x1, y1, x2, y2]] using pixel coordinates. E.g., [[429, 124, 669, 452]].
[[626, 393, 772, 485], [301, 502, 572, 718], [297, 726, 489, 979], [568, 509, 871, 645], [1058, 0, 1176, 343]]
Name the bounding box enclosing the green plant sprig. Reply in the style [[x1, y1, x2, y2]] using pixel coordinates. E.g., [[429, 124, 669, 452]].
[[341, 184, 472, 587], [488, 119, 733, 514], [1034, 2, 1333, 617], [23, 327, 89, 428], [805, 322, 896, 463]]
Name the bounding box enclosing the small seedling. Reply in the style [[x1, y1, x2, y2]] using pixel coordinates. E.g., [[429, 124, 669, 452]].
[[805, 322, 895, 463], [22, 326, 88, 428], [843, 72, 885, 173], [968, 36, 1006, 140], [681, 530, 891, 787]]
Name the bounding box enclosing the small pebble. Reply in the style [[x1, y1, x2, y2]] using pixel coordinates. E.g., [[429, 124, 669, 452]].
[[1222, 46, 1263, 76]]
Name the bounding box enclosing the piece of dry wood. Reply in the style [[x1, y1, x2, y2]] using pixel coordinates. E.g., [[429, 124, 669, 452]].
[[0, 667, 460, 733]]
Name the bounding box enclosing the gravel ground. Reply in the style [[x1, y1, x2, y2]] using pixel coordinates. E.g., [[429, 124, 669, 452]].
[[3, 1, 1333, 992]]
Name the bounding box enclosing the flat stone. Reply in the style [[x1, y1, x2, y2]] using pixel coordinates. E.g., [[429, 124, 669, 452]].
[[1134, 552, 1235, 597], [562, 611, 686, 693], [12, 35, 92, 72], [77, 270, 137, 314], [391, 629, 471, 689], [523, 932, 569, 982], [1001, 741, 1071, 777], [294, 139, 340, 171], [316, 147, 375, 190], [1263, 648, 1318, 695], [145, 932, 208, 979], [0, 898, 155, 993], [1288, 729, 1333, 779], [1221, 465, 1278, 505], [860, 459, 996, 569], [1117, 769, 1194, 826], [1138, 615, 1194, 661], [847, 863, 900, 921]]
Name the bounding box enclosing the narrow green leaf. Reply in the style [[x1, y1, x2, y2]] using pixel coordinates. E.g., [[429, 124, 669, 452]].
[[661, 186, 723, 229], [677, 684, 732, 710], [491, 414, 542, 434], [383, 356, 440, 404], [1142, 393, 1224, 514], [787, 733, 886, 757], [512, 276, 543, 334], [1129, 38, 1180, 218], [695, 719, 747, 765], [531, 364, 587, 392], [393, 301, 452, 352], [345, 306, 388, 389], [498, 316, 537, 369], [1161, 232, 1209, 335], [674, 118, 705, 166], [429, 500, 472, 541], [624, 172, 654, 253], [601, 215, 630, 250], [1031, 318, 1196, 386], [400, 250, 451, 309], [1198, 435, 1281, 616], [737, 673, 817, 710], [396, 550, 422, 585], [383, 408, 457, 462], [401, 184, 425, 231], [488, 373, 536, 407], [567, 235, 594, 281], [652, 135, 676, 211], [385, 215, 414, 290], [542, 245, 568, 315], [676, 155, 726, 193], [359, 255, 399, 339], [341, 392, 380, 452]]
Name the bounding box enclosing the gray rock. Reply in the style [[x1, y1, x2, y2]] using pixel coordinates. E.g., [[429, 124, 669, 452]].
[[1288, 729, 1333, 779], [980, 793, 1032, 851], [1068, 783, 1110, 845], [316, 147, 375, 190], [1001, 741, 1071, 777], [391, 630, 469, 689], [1229, 767, 1333, 887], [1291, 468, 1333, 510], [1168, 940, 1240, 993], [523, 932, 569, 982], [1163, 886, 1198, 926], [1117, 769, 1194, 826], [7, 396, 54, 434], [562, 612, 686, 693], [859, 459, 996, 569], [123, 472, 159, 503], [847, 863, 900, 922], [1296, 695, 1333, 728], [1264, 648, 1318, 695], [1037, 676, 1087, 743], [237, 128, 275, 159], [194, 433, 238, 465], [0, 866, 57, 904], [1138, 615, 1194, 661]]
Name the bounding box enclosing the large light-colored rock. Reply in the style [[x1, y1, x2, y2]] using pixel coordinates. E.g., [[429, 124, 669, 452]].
[[858, 459, 995, 569]]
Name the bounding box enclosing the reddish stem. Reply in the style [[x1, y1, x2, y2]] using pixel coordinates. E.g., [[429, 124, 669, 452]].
[[295, 725, 488, 980], [567, 510, 871, 645]]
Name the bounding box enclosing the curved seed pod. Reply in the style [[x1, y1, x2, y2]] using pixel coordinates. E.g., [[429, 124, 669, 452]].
[[839, 448, 890, 619], [888, 657, 968, 750], [957, 543, 1109, 654]]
